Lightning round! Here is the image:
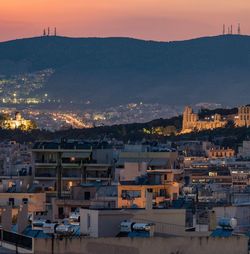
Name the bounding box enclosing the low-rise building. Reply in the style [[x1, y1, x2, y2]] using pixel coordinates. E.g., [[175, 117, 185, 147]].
[[118, 182, 179, 208], [208, 148, 235, 158], [32, 141, 113, 197]]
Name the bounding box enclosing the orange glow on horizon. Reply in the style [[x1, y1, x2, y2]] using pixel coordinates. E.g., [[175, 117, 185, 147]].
[[1, 0, 250, 42]]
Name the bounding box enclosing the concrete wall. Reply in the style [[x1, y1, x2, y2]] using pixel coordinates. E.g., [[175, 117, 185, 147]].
[[81, 209, 100, 237], [80, 209, 133, 237], [133, 209, 186, 235], [34, 236, 248, 254], [80, 208, 187, 237], [98, 213, 133, 237], [119, 162, 147, 181]]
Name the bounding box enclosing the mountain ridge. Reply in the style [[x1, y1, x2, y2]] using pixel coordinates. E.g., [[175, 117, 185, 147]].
[[0, 35, 250, 107]]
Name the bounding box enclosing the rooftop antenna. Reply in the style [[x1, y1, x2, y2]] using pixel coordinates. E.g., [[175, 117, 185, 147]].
[[54, 27, 57, 36], [47, 27, 50, 36], [238, 23, 241, 35], [223, 24, 225, 35]]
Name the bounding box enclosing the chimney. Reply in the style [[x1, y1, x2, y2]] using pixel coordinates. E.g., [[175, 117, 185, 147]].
[[17, 202, 29, 234], [2, 206, 12, 231], [209, 210, 217, 231]]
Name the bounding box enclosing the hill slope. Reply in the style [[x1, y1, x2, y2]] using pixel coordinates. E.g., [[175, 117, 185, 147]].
[[0, 35, 250, 107]]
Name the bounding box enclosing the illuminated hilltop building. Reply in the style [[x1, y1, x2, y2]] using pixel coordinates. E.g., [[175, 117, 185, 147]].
[[235, 106, 250, 127], [2, 112, 36, 131], [181, 106, 227, 133]]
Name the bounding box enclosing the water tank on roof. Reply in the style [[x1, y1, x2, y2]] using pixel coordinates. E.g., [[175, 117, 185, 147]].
[[218, 217, 237, 229], [120, 221, 134, 232], [43, 222, 58, 234], [69, 212, 80, 224], [120, 221, 154, 233], [132, 223, 151, 232], [55, 224, 74, 235], [32, 219, 47, 229]]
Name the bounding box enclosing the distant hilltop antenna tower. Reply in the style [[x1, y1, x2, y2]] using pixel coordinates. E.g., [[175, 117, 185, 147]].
[[238, 23, 241, 35], [47, 27, 50, 36], [227, 25, 233, 35], [54, 27, 57, 36], [223, 24, 225, 35], [43, 28, 46, 36]]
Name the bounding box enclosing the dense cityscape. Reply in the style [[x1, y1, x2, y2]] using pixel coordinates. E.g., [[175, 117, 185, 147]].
[[1, 0, 250, 253], [0, 104, 248, 253], [0, 103, 182, 131]]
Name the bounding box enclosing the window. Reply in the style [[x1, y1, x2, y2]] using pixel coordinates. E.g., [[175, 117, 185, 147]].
[[172, 193, 178, 200], [9, 198, 14, 206], [22, 198, 28, 204], [58, 207, 64, 218], [84, 191, 91, 200], [121, 190, 141, 199], [209, 172, 217, 177], [159, 189, 166, 197]]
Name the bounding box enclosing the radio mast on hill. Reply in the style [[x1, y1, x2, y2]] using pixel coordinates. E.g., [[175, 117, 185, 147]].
[[238, 24, 241, 35], [223, 24, 225, 35]]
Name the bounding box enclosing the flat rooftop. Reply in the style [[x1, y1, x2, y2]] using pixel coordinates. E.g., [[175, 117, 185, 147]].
[[33, 140, 114, 150]]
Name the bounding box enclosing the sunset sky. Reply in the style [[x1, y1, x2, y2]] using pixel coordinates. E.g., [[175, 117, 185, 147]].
[[0, 0, 249, 42]]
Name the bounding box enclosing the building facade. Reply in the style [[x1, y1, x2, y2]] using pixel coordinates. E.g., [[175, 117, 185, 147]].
[[181, 106, 227, 133], [235, 106, 250, 127], [2, 112, 35, 130], [32, 141, 113, 197], [238, 141, 250, 159], [208, 148, 235, 158]]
